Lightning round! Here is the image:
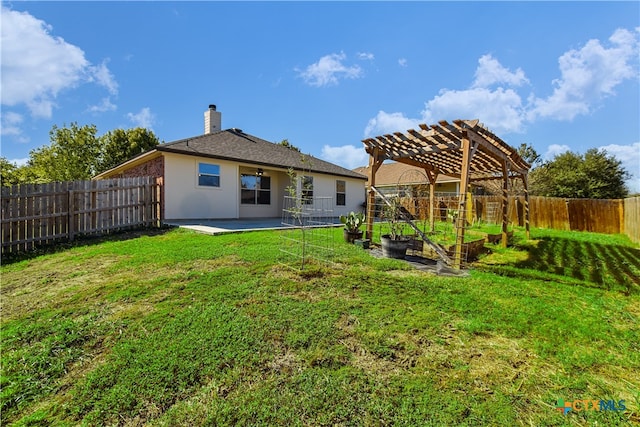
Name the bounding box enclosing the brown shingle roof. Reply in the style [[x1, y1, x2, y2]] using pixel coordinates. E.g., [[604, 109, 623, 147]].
[[158, 129, 366, 180], [353, 162, 459, 186]]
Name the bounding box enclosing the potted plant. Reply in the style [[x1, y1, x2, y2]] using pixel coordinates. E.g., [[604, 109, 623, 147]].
[[380, 197, 412, 259], [340, 211, 365, 243]]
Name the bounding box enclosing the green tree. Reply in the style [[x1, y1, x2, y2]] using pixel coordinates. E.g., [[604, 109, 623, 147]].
[[98, 128, 160, 172], [28, 123, 101, 182], [516, 143, 541, 167], [1, 158, 43, 186], [0, 157, 19, 186], [530, 148, 629, 199], [277, 139, 300, 152]]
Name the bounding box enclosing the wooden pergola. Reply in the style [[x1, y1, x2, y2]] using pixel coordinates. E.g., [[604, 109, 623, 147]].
[[362, 119, 531, 269]]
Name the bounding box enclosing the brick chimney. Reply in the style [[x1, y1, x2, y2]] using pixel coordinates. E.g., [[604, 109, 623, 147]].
[[204, 104, 221, 134]]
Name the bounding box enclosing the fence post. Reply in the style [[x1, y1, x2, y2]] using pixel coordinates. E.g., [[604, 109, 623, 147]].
[[67, 189, 75, 241], [144, 179, 151, 227]]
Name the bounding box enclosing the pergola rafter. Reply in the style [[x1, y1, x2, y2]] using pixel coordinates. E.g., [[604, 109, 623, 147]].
[[362, 119, 531, 269]]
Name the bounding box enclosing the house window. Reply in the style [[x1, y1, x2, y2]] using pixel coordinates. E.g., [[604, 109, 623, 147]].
[[336, 180, 346, 206], [302, 175, 313, 204], [241, 174, 271, 205], [198, 163, 220, 187]]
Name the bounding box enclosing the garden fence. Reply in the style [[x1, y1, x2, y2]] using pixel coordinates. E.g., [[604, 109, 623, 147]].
[[474, 196, 624, 235], [624, 196, 640, 244], [1, 176, 162, 255], [370, 192, 636, 242]]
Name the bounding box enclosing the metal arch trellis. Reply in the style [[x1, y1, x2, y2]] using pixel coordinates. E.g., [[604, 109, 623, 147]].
[[395, 168, 431, 234]]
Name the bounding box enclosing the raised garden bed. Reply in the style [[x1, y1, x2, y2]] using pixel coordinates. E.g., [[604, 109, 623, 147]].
[[421, 237, 487, 261], [483, 230, 514, 244]]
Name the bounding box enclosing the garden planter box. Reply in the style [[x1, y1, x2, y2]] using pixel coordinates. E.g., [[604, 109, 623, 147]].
[[423, 238, 486, 261], [483, 230, 514, 244]]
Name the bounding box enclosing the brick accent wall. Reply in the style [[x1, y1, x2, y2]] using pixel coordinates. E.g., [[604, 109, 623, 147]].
[[116, 156, 165, 220], [119, 156, 165, 179]]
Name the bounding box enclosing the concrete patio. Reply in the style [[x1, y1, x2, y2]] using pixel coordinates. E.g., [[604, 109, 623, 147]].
[[165, 218, 342, 235]]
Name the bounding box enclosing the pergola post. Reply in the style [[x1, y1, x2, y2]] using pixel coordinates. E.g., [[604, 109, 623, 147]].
[[501, 160, 510, 248], [424, 169, 438, 232], [365, 150, 383, 241], [454, 132, 472, 269]]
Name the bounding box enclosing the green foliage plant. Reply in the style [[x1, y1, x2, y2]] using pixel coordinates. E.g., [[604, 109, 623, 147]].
[[339, 212, 365, 233], [381, 196, 406, 240]]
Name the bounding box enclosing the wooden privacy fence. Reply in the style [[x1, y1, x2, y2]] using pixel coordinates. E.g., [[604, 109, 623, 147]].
[[624, 196, 640, 244], [1, 177, 162, 255], [475, 195, 625, 235], [393, 193, 635, 239]]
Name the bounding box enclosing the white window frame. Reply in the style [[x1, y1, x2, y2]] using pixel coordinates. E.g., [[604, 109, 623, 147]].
[[336, 180, 346, 206], [197, 162, 221, 187]]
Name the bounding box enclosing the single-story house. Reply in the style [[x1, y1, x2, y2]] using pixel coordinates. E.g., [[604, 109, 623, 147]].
[[353, 162, 461, 195], [95, 105, 367, 221]]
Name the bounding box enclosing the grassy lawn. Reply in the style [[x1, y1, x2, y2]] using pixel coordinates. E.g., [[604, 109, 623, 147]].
[[1, 225, 639, 426]]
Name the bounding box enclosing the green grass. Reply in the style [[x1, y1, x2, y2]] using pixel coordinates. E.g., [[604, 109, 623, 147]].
[[1, 226, 639, 426], [373, 219, 513, 246]]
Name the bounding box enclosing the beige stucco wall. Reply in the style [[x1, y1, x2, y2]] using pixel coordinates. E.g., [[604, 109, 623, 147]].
[[294, 173, 366, 217], [163, 153, 366, 220], [435, 181, 459, 194], [164, 153, 239, 220]]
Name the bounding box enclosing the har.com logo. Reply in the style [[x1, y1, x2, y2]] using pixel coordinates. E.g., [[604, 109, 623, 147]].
[[555, 398, 626, 415]]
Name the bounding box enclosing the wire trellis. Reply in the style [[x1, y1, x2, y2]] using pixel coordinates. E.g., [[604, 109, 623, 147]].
[[280, 196, 335, 270]]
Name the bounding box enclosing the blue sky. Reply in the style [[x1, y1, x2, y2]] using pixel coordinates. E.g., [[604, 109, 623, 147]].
[[2, 1, 639, 191]]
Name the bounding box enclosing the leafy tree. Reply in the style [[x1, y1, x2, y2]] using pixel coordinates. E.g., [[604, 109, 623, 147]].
[[0, 157, 19, 186], [98, 128, 160, 172], [530, 148, 629, 199], [5, 124, 161, 184], [277, 139, 300, 152], [28, 123, 101, 182], [517, 143, 541, 167]]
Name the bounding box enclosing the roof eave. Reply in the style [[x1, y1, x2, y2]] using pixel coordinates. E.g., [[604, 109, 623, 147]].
[[93, 150, 161, 179], [157, 146, 367, 180]]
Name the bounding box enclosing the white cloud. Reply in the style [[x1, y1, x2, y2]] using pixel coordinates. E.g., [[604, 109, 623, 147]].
[[88, 60, 118, 95], [297, 52, 363, 87], [543, 144, 571, 161], [529, 28, 640, 121], [320, 144, 369, 170], [599, 142, 640, 193], [364, 111, 421, 137], [364, 28, 639, 139], [357, 52, 374, 61], [127, 107, 155, 129], [421, 87, 525, 134], [398, 58, 408, 68], [0, 5, 118, 120], [472, 54, 529, 88], [1, 111, 24, 137], [88, 97, 117, 113]]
